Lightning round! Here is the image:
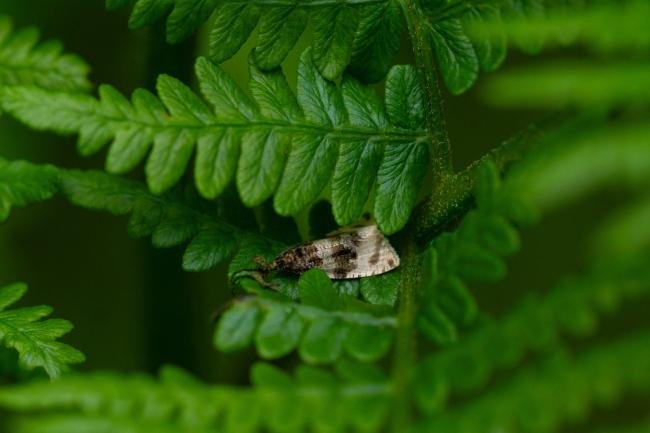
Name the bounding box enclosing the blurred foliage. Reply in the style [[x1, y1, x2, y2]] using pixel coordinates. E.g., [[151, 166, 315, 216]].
[[0, 0, 649, 432]]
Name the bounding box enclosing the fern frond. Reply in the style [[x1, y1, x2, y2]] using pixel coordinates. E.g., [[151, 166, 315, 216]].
[[484, 61, 650, 108], [415, 256, 650, 413], [59, 169, 241, 272], [0, 53, 430, 234], [474, 1, 650, 107], [417, 331, 650, 433], [417, 161, 533, 344], [0, 282, 85, 379], [107, 0, 403, 82], [106, 0, 580, 92], [421, 0, 575, 94], [0, 158, 58, 223], [472, 0, 650, 54], [1, 158, 245, 272], [0, 363, 391, 433], [7, 415, 212, 433], [0, 16, 90, 93], [215, 269, 395, 363], [505, 124, 650, 212]]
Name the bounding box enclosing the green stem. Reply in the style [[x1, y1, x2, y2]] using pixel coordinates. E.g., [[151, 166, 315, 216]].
[[400, 0, 453, 175], [390, 238, 422, 432], [412, 111, 579, 243], [391, 0, 453, 430]]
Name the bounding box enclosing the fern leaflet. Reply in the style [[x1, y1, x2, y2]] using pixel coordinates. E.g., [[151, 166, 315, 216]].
[[0, 362, 391, 433], [417, 331, 650, 433], [416, 255, 650, 413], [417, 161, 534, 344], [0, 16, 90, 93], [0, 282, 85, 379], [0, 158, 58, 223], [0, 52, 430, 234], [215, 269, 395, 363], [107, 0, 403, 82]]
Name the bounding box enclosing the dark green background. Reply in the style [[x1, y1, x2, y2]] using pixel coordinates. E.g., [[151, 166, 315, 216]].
[[0, 0, 635, 392]]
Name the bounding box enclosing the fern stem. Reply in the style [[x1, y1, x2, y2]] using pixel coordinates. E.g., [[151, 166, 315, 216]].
[[390, 238, 423, 432], [399, 0, 452, 175], [389, 0, 454, 428], [412, 111, 578, 243]]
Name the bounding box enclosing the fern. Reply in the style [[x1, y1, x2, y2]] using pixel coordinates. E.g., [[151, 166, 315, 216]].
[[417, 331, 650, 433], [505, 124, 650, 212], [478, 0, 650, 109], [0, 363, 391, 433], [421, 0, 580, 93], [0, 52, 429, 234], [105, 0, 582, 92], [1, 3, 649, 433], [0, 16, 90, 93], [0, 158, 58, 223], [416, 255, 650, 412], [417, 161, 534, 344], [107, 0, 403, 82], [59, 169, 244, 272], [484, 61, 650, 108], [473, 0, 650, 53], [0, 158, 243, 272], [215, 269, 395, 363], [0, 282, 84, 379]]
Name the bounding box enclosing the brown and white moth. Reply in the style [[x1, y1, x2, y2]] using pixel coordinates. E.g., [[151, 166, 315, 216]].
[[258, 224, 400, 279]]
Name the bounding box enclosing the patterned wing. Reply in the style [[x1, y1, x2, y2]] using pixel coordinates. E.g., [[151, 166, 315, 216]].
[[313, 224, 400, 279]]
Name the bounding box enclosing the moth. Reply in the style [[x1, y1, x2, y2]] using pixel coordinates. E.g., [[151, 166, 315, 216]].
[[258, 224, 400, 279]]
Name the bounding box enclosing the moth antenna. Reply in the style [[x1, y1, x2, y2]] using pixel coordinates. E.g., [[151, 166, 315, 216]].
[[247, 270, 280, 291]]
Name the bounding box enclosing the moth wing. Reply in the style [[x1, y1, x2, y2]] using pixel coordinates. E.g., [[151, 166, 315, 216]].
[[349, 225, 400, 278], [315, 224, 400, 279]]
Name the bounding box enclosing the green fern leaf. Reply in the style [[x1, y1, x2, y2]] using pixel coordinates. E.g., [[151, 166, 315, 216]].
[[0, 16, 90, 93], [0, 363, 391, 432], [418, 161, 529, 344], [215, 270, 396, 364], [208, 3, 260, 64], [418, 331, 650, 433], [416, 256, 650, 412], [477, 0, 650, 54], [0, 52, 430, 234], [0, 282, 84, 379], [359, 270, 400, 307], [0, 158, 58, 223], [213, 301, 261, 352], [427, 17, 479, 95], [347, 0, 404, 83], [311, 5, 359, 81], [299, 269, 345, 311], [505, 125, 650, 212], [113, 0, 403, 82], [253, 7, 308, 70], [463, 4, 507, 72], [502, 0, 545, 53], [255, 303, 304, 359], [484, 62, 650, 108], [58, 169, 239, 272]]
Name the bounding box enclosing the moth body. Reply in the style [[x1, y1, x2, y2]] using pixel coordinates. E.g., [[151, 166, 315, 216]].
[[269, 224, 400, 279]]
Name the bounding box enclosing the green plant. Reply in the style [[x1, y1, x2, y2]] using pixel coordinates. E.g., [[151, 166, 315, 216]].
[[0, 1, 648, 432]]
